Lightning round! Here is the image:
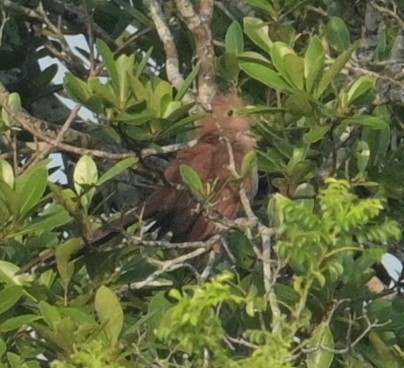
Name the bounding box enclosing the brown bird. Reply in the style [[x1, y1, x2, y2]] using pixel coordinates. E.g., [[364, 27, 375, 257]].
[[142, 94, 257, 242], [19, 95, 256, 273]]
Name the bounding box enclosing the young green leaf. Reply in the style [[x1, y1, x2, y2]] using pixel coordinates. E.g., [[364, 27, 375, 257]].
[[95, 286, 123, 346], [347, 75, 376, 104], [64, 74, 92, 104], [97, 39, 119, 94], [73, 155, 98, 196], [241, 151, 257, 177], [355, 140, 370, 175], [0, 159, 14, 188]]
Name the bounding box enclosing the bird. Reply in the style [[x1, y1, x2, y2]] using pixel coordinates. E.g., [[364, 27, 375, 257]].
[[142, 94, 257, 242], [19, 94, 257, 273]]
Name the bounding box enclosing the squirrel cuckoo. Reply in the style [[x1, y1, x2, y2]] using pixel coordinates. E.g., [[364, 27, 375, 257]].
[[142, 94, 257, 242], [19, 95, 256, 273]]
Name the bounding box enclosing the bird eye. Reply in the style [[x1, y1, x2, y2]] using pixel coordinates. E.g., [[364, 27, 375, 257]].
[[227, 109, 234, 117]]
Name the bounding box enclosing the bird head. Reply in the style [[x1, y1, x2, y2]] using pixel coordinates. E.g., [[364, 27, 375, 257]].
[[201, 94, 250, 134]]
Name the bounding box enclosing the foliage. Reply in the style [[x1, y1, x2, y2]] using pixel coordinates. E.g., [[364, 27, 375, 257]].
[[0, 0, 404, 367]]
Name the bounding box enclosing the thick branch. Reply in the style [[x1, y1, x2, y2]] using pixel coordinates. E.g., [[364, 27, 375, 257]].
[[149, 0, 184, 91], [175, 0, 216, 107]]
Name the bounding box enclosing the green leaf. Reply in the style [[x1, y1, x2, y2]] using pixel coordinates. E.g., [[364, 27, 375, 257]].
[[342, 116, 387, 130], [0, 159, 14, 188], [64, 74, 92, 104], [39, 301, 62, 328], [73, 156, 98, 187], [180, 164, 203, 194], [304, 36, 325, 93], [362, 124, 390, 166], [307, 322, 334, 368], [355, 140, 370, 175], [0, 261, 21, 285], [317, 41, 359, 98], [246, 0, 274, 13], [243, 17, 272, 55], [97, 157, 138, 186], [225, 21, 244, 54], [8, 93, 21, 113], [13, 205, 72, 236], [285, 92, 314, 117], [175, 65, 200, 101], [239, 61, 291, 92], [33, 64, 58, 88], [94, 286, 123, 345], [347, 75, 376, 104], [16, 162, 48, 218], [0, 314, 41, 332], [303, 126, 330, 144], [326, 17, 351, 52], [241, 151, 257, 177], [116, 109, 155, 125], [55, 238, 84, 289], [136, 46, 153, 78], [97, 39, 119, 94], [148, 291, 173, 331], [73, 155, 98, 210], [116, 54, 133, 105], [270, 42, 299, 87], [283, 53, 304, 90], [0, 286, 23, 314], [0, 339, 5, 358]]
